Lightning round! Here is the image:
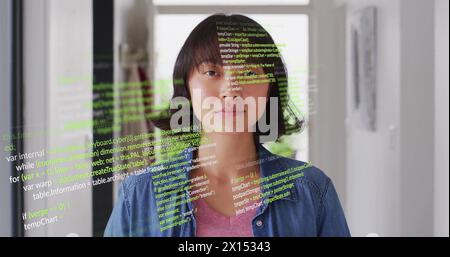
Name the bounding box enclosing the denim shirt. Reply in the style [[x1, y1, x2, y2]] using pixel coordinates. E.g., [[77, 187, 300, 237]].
[[104, 144, 351, 237]]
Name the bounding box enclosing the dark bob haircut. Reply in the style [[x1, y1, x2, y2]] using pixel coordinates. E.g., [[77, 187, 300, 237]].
[[152, 14, 305, 143]]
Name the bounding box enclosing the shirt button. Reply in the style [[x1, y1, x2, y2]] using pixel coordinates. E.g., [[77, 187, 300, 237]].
[[256, 220, 263, 227]]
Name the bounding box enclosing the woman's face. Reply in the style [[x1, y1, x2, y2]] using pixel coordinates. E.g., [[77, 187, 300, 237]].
[[188, 62, 270, 133]]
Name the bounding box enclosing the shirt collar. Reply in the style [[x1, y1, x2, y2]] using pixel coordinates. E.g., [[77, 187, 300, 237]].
[[152, 143, 298, 203]]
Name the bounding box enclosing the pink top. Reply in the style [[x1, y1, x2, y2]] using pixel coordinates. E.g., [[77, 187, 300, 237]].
[[194, 197, 256, 237]]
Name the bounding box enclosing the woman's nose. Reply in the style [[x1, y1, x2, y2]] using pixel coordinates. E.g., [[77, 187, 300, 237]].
[[219, 71, 243, 99]]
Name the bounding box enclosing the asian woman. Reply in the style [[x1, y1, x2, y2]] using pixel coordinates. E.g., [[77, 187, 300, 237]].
[[105, 14, 350, 237]]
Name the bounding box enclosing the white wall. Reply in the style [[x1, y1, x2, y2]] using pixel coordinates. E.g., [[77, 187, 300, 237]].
[[23, 0, 93, 236], [343, 0, 402, 237], [23, 0, 47, 236], [434, 0, 449, 237], [399, 0, 435, 237], [338, 0, 437, 237]]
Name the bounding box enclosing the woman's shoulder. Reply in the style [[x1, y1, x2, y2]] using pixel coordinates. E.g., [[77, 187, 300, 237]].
[[267, 154, 342, 215], [264, 151, 334, 198], [280, 156, 330, 185]]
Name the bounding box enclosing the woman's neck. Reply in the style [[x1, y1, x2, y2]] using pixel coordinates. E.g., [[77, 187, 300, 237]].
[[196, 132, 259, 181]]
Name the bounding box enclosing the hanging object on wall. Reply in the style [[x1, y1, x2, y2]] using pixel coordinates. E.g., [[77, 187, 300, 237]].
[[350, 6, 378, 132]]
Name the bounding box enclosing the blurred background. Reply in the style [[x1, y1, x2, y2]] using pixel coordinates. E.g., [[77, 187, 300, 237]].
[[0, 0, 448, 237]]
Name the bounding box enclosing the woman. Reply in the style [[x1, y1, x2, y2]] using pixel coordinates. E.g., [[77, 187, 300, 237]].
[[104, 14, 350, 237]]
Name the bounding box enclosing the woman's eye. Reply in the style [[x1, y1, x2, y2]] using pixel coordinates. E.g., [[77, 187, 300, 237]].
[[204, 70, 219, 77], [243, 71, 257, 76]]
